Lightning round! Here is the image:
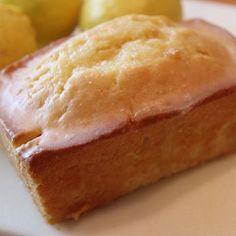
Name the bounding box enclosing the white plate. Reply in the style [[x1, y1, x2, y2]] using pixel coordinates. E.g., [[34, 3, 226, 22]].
[[1, 1, 236, 236]]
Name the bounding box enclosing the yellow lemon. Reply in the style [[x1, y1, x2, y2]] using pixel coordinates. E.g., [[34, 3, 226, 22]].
[[79, 0, 182, 30], [0, 0, 82, 46], [0, 4, 37, 69]]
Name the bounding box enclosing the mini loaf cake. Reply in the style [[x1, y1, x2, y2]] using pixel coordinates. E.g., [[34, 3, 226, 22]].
[[0, 15, 236, 223]]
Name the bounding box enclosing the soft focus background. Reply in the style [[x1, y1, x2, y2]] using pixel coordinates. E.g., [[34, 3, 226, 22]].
[[209, 0, 236, 3]]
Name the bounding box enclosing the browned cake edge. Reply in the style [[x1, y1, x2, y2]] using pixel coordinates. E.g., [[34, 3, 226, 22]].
[[1, 86, 236, 223]]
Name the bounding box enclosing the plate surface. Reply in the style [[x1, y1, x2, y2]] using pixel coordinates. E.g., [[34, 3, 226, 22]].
[[1, 1, 236, 236]]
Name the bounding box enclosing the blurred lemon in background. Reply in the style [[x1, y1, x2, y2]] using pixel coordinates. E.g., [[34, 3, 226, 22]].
[[79, 0, 182, 30], [0, 0, 82, 46], [0, 4, 36, 69]]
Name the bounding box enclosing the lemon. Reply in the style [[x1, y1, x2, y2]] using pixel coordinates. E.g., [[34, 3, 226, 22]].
[[0, 0, 82, 46], [79, 0, 182, 30], [0, 4, 37, 69]]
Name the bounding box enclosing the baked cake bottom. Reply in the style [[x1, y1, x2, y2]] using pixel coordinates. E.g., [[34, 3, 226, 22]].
[[1, 88, 236, 223]]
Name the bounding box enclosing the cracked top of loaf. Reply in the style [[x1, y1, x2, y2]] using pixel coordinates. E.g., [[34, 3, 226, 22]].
[[0, 15, 235, 157]]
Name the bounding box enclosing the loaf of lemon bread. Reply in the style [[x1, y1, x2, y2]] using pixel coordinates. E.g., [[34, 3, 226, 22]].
[[0, 15, 236, 223]]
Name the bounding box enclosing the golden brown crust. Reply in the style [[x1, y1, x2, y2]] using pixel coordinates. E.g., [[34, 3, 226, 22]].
[[0, 15, 236, 223], [5, 85, 236, 223]]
